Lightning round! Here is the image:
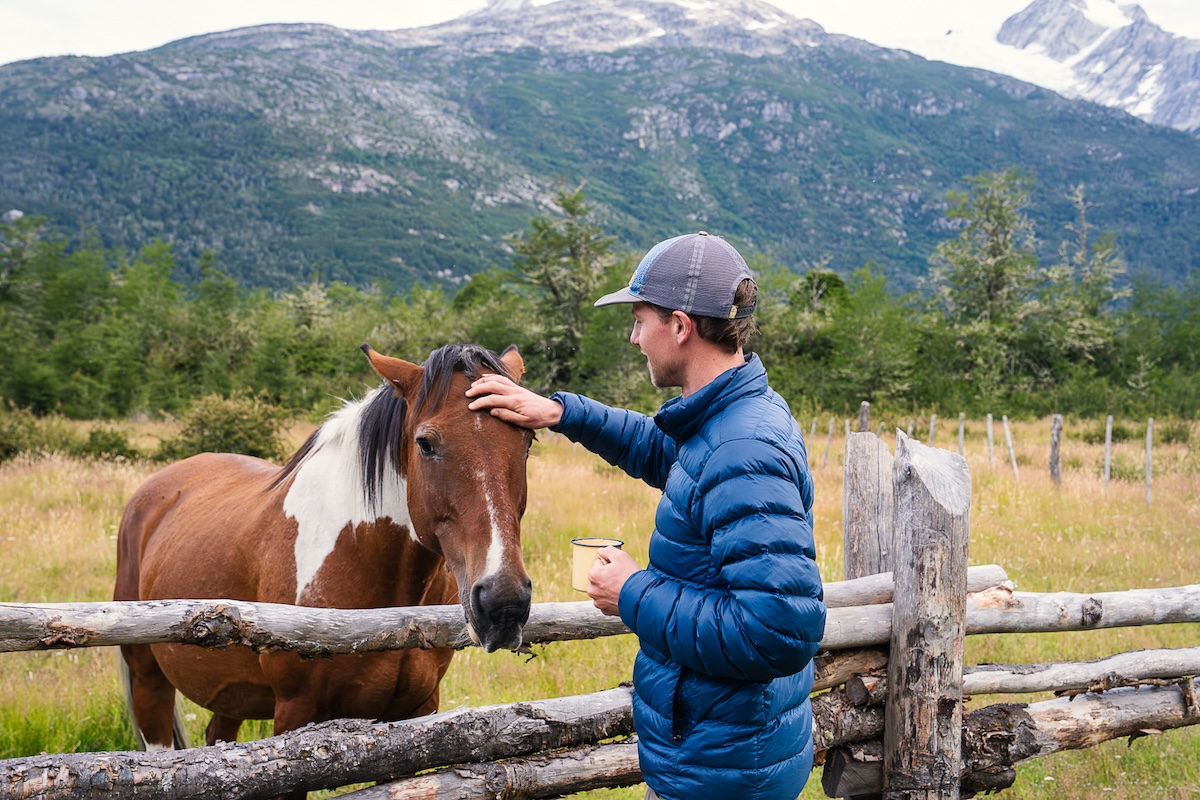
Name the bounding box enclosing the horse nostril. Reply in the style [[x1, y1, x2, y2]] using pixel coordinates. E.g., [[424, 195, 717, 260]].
[[471, 575, 533, 631]]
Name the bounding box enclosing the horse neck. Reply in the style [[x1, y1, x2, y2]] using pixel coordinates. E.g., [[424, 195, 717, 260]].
[[283, 389, 434, 606]]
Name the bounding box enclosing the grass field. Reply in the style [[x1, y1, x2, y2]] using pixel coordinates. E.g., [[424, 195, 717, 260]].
[[0, 416, 1197, 799]]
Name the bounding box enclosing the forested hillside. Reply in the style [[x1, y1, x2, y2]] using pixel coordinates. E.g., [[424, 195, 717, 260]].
[[2, 180, 1196, 427]]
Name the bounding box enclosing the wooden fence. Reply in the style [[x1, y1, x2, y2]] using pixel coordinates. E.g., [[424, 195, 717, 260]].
[[1, 432, 1198, 798]]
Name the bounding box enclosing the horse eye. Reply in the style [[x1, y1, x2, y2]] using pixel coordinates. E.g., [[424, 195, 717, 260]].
[[416, 437, 435, 457]]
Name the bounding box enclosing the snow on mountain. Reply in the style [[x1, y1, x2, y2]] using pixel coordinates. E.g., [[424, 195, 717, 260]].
[[769, 0, 1200, 133]]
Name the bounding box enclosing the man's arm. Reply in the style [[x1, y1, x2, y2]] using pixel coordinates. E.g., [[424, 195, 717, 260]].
[[618, 438, 826, 681]]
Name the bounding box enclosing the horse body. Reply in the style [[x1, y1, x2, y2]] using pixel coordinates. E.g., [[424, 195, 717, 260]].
[[114, 344, 533, 759]]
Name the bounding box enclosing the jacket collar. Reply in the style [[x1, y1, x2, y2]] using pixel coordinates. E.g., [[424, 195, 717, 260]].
[[655, 353, 766, 441]]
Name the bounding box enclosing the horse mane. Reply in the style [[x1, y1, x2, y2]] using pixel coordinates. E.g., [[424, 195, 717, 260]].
[[270, 344, 515, 513]]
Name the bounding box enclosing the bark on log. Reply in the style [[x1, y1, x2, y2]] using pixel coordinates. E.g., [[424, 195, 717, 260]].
[[823, 740, 884, 799], [0, 566, 1007, 655], [847, 675, 887, 707], [0, 688, 635, 800], [826, 583, 1200, 651], [814, 648, 890, 692], [826, 566, 1006, 609], [821, 678, 1200, 798], [0, 685, 892, 800], [338, 741, 643, 800], [966, 583, 1200, 634], [813, 687, 888, 753], [964, 646, 1200, 695]]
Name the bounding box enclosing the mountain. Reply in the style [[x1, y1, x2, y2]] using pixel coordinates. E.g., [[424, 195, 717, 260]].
[[996, 0, 1200, 133], [1, 0, 1199, 291]]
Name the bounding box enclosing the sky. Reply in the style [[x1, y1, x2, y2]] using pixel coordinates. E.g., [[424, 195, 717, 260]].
[[2, 0, 1199, 68]]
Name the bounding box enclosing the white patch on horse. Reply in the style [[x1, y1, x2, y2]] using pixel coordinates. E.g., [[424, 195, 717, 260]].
[[284, 388, 413, 603], [144, 740, 173, 752], [478, 469, 506, 579]]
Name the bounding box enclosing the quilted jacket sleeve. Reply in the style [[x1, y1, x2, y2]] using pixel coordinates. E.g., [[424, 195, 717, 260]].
[[550, 392, 676, 490], [618, 437, 825, 681]]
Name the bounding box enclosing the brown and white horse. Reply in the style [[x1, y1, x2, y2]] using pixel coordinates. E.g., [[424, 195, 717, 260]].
[[114, 343, 533, 760]]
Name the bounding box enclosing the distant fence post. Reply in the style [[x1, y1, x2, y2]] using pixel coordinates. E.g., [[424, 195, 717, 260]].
[[1002, 415, 1019, 480], [957, 413, 965, 456], [843, 432, 895, 580], [1146, 418, 1153, 508], [884, 433, 970, 799], [986, 414, 994, 468], [823, 418, 836, 470], [812, 418, 818, 441], [928, 414, 937, 446], [1049, 414, 1062, 487], [1104, 415, 1113, 493], [858, 401, 871, 433]]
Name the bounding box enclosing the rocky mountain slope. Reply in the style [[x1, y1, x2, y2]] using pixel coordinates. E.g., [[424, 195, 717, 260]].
[[1, 0, 1198, 290]]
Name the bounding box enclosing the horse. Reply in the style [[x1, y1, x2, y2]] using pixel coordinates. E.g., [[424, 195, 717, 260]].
[[114, 343, 534, 769]]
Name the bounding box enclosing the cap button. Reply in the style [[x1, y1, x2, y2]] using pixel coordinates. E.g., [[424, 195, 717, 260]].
[[697, 230, 708, 236]]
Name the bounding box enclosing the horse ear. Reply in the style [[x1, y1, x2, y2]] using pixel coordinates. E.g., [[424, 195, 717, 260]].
[[361, 343, 423, 397], [499, 345, 525, 385]]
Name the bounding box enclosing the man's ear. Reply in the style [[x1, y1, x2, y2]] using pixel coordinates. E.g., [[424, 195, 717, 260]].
[[672, 311, 694, 345], [361, 343, 423, 398], [499, 345, 525, 385]]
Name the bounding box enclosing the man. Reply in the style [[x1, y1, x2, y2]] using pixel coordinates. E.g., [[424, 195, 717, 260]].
[[466, 231, 825, 800]]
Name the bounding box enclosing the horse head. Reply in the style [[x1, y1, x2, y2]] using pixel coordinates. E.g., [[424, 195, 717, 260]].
[[362, 343, 534, 653]]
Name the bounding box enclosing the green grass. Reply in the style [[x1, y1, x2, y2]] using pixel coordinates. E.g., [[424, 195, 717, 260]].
[[0, 421, 1197, 799]]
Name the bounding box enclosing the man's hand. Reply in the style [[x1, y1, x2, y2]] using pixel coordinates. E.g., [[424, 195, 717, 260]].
[[466, 373, 563, 429], [588, 546, 641, 616]]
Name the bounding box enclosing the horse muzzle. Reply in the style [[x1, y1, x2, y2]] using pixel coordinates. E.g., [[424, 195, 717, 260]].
[[467, 573, 532, 653]]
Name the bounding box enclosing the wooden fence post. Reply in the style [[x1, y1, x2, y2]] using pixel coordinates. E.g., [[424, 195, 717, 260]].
[[841, 429, 895, 800], [957, 413, 964, 456], [986, 414, 994, 468], [843, 432, 895, 580], [858, 401, 871, 433], [1145, 418, 1153, 508], [1049, 414, 1062, 487], [812, 418, 818, 441], [1002, 415, 1018, 480], [1104, 415, 1113, 493], [885, 432, 971, 800], [928, 414, 937, 446]]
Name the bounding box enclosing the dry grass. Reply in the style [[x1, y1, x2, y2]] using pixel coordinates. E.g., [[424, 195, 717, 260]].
[[0, 417, 1196, 798]]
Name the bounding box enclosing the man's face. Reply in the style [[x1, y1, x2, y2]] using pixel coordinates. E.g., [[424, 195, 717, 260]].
[[630, 303, 684, 389]]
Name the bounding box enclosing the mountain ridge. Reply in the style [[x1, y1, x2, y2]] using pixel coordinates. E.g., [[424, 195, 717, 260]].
[[1, 0, 1198, 291]]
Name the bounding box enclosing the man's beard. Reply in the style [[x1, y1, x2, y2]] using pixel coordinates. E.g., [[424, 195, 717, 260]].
[[646, 356, 684, 389]]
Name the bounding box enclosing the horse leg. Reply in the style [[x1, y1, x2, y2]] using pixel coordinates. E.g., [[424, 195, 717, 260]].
[[205, 713, 243, 746], [119, 644, 185, 750]]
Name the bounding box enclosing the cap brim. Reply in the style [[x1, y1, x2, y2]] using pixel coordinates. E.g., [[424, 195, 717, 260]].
[[593, 286, 641, 308]]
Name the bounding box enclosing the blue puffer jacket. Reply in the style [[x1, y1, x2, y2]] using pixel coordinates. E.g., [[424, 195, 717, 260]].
[[552, 355, 825, 800]]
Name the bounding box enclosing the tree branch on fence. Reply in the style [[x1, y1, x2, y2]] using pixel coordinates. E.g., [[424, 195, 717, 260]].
[[845, 646, 1200, 699], [964, 646, 1200, 695], [336, 741, 643, 800], [823, 677, 1200, 798], [0, 566, 1009, 655], [0, 688, 635, 800]]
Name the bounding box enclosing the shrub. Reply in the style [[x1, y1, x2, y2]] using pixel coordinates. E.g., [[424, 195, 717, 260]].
[[72, 426, 140, 462], [0, 406, 86, 461], [156, 391, 290, 463], [1099, 454, 1143, 482], [1158, 419, 1192, 445], [1077, 420, 1136, 445], [0, 405, 39, 463]]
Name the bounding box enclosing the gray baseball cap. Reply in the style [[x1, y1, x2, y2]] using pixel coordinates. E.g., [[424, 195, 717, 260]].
[[594, 231, 757, 319]]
